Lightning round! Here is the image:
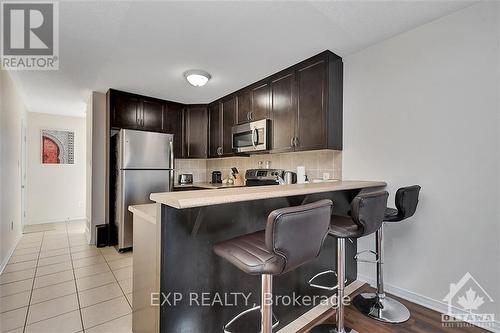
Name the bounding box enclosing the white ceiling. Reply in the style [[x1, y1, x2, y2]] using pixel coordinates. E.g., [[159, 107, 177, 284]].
[[9, 0, 475, 117]]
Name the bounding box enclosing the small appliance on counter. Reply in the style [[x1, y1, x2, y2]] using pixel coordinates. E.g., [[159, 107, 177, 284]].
[[211, 171, 222, 184], [245, 169, 284, 186], [283, 171, 297, 184], [178, 173, 193, 185]]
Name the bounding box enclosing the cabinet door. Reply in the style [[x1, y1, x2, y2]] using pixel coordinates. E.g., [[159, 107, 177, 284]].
[[296, 59, 327, 151], [222, 97, 237, 155], [236, 91, 251, 124], [141, 98, 164, 132], [164, 102, 184, 158], [111, 92, 140, 129], [251, 82, 270, 121], [270, 71, 296, 152], [185, 106, 208, 158], [208, 102, 222, 157]]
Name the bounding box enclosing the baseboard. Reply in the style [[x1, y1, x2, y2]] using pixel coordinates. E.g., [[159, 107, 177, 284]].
[[358, 274, 500, 333], [0, 232, 23, 274], [26, 216, 87, 225]]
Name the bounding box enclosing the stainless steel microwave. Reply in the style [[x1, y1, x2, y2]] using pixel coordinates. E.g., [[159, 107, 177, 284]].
[[232, 119, 269, 153]]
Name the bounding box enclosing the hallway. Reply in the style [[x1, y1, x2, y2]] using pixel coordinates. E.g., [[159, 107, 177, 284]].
[[0, 221, 133, 333]]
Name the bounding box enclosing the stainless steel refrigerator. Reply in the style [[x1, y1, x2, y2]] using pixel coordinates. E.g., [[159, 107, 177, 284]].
[[114, 129, 174, 251]]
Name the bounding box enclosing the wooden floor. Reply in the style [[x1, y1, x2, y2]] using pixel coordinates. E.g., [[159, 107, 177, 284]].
[[302, 284, 488, 333]]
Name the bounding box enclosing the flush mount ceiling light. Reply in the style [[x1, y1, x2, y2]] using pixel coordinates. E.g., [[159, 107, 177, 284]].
[[184, 70, 211, 87]]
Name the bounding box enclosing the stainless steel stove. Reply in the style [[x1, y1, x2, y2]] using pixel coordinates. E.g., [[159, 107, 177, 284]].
[[245, 169, 285, 186]]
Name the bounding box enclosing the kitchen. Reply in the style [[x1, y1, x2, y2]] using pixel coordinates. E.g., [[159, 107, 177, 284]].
[[0, 1, 498, 333]]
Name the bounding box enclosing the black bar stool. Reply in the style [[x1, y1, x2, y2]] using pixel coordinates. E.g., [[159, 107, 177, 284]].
[[353, 185, 421, 324], [213, 200, 333, 333], [310, 191, 389, 333]]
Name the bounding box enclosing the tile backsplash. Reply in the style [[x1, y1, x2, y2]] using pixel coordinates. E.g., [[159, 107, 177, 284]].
[[175, 150, 342, 183]]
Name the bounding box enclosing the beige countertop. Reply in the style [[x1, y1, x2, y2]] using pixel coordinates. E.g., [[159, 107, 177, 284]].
[[174, 182, 245, 190], [151, 180, 386, 209], [128, 203, 157, 223]]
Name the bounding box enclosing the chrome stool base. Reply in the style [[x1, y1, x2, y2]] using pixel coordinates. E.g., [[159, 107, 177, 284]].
[[352, 293, 410, 324], [223, 305, 279, 333], [310, 324, 359, 333]]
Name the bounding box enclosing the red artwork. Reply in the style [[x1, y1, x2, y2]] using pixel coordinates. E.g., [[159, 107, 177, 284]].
[[42, 136, 60, 164]]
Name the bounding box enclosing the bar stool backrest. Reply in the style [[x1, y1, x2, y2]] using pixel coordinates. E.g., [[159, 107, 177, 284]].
[[395, 185, 421, 220], [265, 200, 333, 275], [352, 192, 389, 236]]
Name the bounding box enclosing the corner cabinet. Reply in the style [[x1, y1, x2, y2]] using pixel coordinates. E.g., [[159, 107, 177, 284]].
[[184, 105, 208, 158]]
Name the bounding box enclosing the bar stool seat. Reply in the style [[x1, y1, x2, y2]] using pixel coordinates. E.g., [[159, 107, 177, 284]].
[[213, 231, 285, 275], [214, 199, 334, 333], [329, 216, 363, 238], [383, 208, 399, 221]]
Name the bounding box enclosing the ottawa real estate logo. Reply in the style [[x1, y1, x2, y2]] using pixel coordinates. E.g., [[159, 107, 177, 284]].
[[1, 1, 59, 70], [442, 272, 495, 329]]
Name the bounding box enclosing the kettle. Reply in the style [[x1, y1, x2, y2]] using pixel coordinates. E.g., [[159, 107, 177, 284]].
[[283, 171, 297, 184]]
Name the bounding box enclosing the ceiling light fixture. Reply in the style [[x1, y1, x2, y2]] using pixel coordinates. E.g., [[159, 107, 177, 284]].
[[184, 69, 211, 87]]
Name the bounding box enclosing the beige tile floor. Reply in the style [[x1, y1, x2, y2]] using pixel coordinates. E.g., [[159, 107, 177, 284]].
[[0, 221, 133, 333]]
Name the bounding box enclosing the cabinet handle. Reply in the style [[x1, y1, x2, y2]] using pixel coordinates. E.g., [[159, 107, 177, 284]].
[[295, 137, 299, 147], [249, 112, 253, 121], [217, 147, 222, 156], [246, 112, 250, 121], [291, 137, 295, 148]]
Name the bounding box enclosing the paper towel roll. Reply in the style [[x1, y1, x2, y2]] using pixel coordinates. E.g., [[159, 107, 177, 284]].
[[297, 166, 306, 184]]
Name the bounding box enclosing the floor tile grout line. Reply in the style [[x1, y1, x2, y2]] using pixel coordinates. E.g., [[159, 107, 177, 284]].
[[100, 248, 132, 308], [65, 221, 86, 333], [82, 311, 132, 331], [22, 230, 44, 333]]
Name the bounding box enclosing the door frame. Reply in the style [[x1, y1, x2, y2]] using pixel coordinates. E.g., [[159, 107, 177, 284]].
[[21, 120, 27, 228]]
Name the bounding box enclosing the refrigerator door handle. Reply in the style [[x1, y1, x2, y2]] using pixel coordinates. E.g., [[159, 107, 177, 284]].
[[169, 140, 174, 191]]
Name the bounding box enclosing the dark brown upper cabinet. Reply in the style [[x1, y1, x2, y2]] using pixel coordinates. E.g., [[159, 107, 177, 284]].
[[109, 90, 141, 129], [270, 69, 296, 153], [164, 102, 184, 158], [251, 82, 270, 121], [208, 102, 222, 158], [141, 97, 165, 132], [236, 90, 251, 124], [269, 51, 343, 152], [221, 97, 237, 155], [184, 105, 208, 158], [107, 50, 343, 161]]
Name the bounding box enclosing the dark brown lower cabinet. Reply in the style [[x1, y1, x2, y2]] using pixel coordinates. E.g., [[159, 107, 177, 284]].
[[184, 106, 208, 158]]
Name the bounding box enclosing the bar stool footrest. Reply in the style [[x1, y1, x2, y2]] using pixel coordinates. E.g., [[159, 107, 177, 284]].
[[224, 305, 279, 333], [308, 270, 347, 291], [310, 323, 359, 333]]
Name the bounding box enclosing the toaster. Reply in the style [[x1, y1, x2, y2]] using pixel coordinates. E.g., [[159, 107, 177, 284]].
[[178, 173, 193, 185]]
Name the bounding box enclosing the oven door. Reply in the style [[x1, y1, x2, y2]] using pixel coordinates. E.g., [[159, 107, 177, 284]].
[[232, 119, 269, 153]]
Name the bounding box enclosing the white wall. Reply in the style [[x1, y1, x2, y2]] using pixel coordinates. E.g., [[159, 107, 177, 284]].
[[343, 2, 500, 322], [0, 70, 28, 271], [85, 92, 107, 243], [27, 112, 86, 224]]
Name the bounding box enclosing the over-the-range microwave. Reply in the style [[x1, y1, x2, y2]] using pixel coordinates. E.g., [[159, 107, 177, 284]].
[[232, 119, 270, 153]]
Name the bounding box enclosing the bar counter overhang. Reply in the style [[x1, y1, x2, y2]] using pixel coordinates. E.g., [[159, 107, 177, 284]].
[[135, 181, 386, 333]]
